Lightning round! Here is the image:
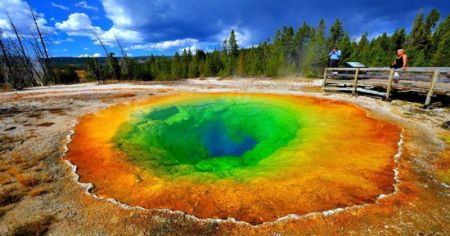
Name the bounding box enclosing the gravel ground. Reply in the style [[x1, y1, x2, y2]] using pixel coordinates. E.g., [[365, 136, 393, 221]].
[[0, 77, 449, 235]]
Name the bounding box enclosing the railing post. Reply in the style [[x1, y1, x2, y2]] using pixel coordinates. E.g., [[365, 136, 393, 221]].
[[385, 69, 395, 100], [352, 68, 360, 95], [322, 69, 328, 91], [424, 70, 440, 108]]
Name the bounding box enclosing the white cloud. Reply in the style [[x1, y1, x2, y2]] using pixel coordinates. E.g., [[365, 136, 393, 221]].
[[75, 1, 99, 11], [53, 37, 74, 45], [78, 52, 101, 57], [98, 0, 183, 44], [127, 38, 199, 51], [55, 12, 141, 45], [0, 0, 54, 36], [96, 0, 254, 51], [215, 26, 253, 47], [101, 27, 143, 44], [55, 13, 101, 36], [50, 2, 69, 11]]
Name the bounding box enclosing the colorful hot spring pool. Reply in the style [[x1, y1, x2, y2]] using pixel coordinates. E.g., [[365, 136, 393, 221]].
[[66, 93, 402, 224]]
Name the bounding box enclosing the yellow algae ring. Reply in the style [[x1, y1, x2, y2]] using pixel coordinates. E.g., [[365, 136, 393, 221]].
[[66, 93, 402, 225]]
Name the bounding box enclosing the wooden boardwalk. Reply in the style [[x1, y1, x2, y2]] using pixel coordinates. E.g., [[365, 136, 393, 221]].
[[322, 67, 450, 107]]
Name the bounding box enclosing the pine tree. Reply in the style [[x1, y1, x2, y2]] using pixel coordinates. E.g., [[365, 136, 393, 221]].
[[408, 10, 428, 66], [431, 15, 449, 65], [172, 52, 183, 79], [188, 56, 199, 78], [337, 33, 352, 65], [422, 9, 440, 65], [329, 19, 344, 47], [391, 28, 407, 51], [351, 33, 370, 64], [280, 26, 295, 67], [293, 22, 313, 71], [237, 51, 246, 76], [431, 31, 450, 66], [424, 9, 440, 37], [368, 33, 391, 66], [302, 19, 327, 77], [86, 57, 104, 82], [409, 10, 425, 47], [106, 53, 121, 80], [229, 30, 239, 57]]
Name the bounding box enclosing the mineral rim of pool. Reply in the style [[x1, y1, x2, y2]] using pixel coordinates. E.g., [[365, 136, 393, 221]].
[[66, 93, 402, 224]]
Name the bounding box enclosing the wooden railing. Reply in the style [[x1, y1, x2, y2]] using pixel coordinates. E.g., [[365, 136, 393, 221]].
[[322, 67, 450, 107]]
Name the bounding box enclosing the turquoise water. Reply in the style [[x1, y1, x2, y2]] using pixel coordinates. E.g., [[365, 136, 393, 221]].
[[113, 97, 303, 179]]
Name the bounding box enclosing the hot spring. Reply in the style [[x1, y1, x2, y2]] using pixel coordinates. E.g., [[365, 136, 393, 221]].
[[66, 93, 402, 224]]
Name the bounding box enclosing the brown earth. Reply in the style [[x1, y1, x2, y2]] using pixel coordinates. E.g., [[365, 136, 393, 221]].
[[0, 78, 449, 235]]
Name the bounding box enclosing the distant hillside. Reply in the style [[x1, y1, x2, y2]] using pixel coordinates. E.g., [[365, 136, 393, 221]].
[[50, 57, 152, 69], [50, 57, 104, 69]]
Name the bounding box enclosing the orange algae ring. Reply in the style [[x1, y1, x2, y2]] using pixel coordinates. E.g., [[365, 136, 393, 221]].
[[66, 93, 402, 225]]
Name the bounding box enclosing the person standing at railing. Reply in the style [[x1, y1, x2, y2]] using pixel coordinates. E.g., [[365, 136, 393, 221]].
[[329, 47, 342, 68], [390, 49, 408, 81]]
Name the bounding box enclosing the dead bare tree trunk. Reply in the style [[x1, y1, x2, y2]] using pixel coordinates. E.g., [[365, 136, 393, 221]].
[[92, 30, 110, 57], [5, 11, 37, 88], [0, 33, 13, 85], [30, 35, 48, 81], [92, 30, 120, 81], [115, 34, 127, 58], [28, 1, 55, 85], [114, 34, 130, 80]]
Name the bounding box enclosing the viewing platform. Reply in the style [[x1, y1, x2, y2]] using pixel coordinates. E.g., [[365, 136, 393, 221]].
[[322, 67, 450, 107]]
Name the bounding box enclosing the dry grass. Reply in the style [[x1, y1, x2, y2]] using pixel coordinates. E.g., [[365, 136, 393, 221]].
[[29, 152, 51, 166], [0, 83, 13, 92], [111, 93, 136, 98], [29, 187, 48, 197], [0, 188, 24, 207], [12, 155, 25, 165], [10, 168, 39, 188], [76, 70, 88, 83], [26, 113, 42, 118], [36, 122, 55, 127], [157, 88, 174, 93], [10, 215, 54, 236], [40, 173, 53, 183], [16, 174, 39, 187], [0, 173, 14, 185]]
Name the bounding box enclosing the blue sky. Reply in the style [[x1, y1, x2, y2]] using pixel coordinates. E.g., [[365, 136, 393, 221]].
[[0, 0, 448, 57]]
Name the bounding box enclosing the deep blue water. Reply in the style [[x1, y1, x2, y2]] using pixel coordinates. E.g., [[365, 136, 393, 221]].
[[200, 121, 257, 157]]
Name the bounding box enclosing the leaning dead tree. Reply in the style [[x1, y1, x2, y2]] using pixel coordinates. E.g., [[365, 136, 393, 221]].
[[28, 1, 55, 85], [0, 32, 35, 89], [92, 29, 120, 81], [4, 11, 40, 89], [0, 31, 13, 85], [0, 3, 56, 89], [115, 34, 130, 80]]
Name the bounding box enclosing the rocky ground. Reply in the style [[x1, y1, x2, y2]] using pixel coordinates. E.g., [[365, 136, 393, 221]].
[[0, 77, 449, 235]]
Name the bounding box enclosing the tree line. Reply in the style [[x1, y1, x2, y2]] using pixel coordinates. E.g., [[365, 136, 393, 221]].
[[86, 9, 449, 82], [1, 8, 449, 89]]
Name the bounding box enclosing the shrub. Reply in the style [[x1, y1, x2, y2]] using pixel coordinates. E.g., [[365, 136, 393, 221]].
[[55, 66, 80, 84]]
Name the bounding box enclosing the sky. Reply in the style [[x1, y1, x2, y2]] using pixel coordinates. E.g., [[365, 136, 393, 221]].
[[0, 0, 448, 57]]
